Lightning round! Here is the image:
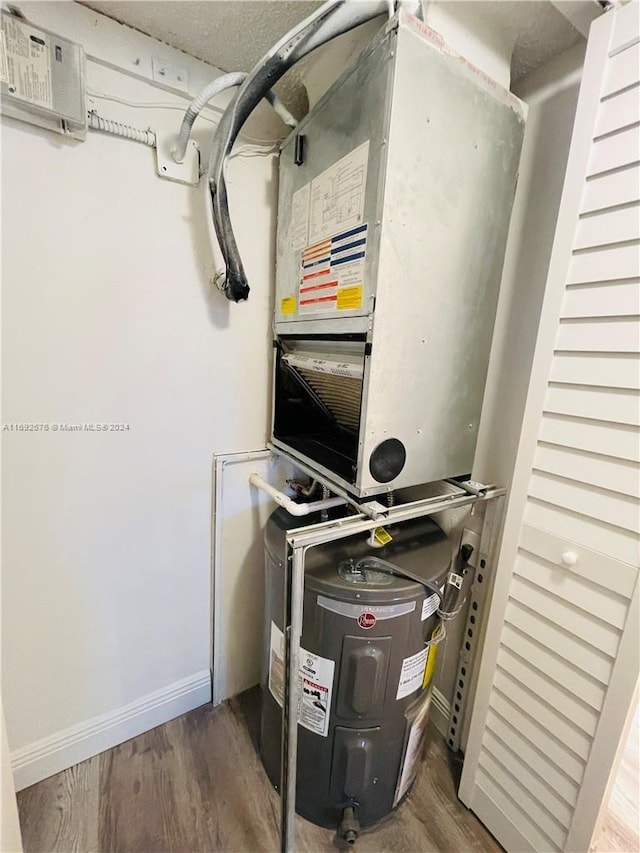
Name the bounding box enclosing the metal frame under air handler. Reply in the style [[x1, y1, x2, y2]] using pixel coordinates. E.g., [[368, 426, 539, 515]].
[[272, 9, 525, 498], [277, 482, 505, 852]]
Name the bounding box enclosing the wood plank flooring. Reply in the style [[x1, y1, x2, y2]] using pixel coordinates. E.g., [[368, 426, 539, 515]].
[[593, 704, 640, 853], [17, 689, 502, 853]]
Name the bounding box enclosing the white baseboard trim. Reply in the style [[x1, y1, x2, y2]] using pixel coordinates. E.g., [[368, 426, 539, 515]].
[[11, 670, 211, 791], [431, 686, 451, 739]]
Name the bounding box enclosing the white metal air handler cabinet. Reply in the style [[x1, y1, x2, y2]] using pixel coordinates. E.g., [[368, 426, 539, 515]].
[[271, 11, 525, 498]]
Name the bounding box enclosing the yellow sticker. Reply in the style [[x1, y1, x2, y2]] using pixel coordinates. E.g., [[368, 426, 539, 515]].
[[423, 625, 443, 688], [373, 526, 393, 545], [337, 284, 363, 310], [281, 295, 297, 315]]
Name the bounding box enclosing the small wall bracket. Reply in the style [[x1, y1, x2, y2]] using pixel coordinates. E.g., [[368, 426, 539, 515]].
[[155, 133, 200, 186]]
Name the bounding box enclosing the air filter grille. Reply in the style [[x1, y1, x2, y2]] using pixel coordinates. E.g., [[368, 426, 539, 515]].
[[282, 352, 363, 432], [296, 369, 362, 431]]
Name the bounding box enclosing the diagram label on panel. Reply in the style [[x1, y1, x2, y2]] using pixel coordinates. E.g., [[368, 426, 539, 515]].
[[289, 182, 310, 252], [3, 17, 53, 109], [308, 141, 369, 245]]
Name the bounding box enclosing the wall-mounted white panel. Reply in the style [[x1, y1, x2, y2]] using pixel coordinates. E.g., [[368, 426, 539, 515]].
[[212, 452, 297, 705]]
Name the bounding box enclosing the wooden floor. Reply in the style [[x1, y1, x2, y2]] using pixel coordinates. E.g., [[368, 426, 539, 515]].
[[594, 704, 640, 853], [17, 690, 502, 853]]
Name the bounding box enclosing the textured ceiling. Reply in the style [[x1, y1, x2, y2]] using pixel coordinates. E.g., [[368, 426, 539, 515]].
[[81, 0, 585, 113]]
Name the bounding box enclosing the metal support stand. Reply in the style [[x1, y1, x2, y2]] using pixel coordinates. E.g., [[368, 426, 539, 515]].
[[277, 478, 506, 853], [446, 495, 505, 753]]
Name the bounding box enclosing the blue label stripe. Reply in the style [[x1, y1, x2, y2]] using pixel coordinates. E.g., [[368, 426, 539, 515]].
[[332, 223, 368, 243], [330, 238, 367, 255], [332, 251, 366, 267], [302, 256, 331, 269]]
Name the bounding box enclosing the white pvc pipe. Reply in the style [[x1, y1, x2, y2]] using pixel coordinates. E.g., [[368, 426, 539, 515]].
[[249, 472, 346, 516]]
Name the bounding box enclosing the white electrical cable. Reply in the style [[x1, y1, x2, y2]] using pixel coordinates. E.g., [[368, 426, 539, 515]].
[[87, 111, 156, 147], [87, 87, 287, 147], [207, 0, 388, 301], [86, 88, 224, 115]]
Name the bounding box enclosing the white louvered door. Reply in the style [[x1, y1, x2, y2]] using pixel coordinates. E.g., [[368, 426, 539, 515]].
[[459, 4, 640, 852]]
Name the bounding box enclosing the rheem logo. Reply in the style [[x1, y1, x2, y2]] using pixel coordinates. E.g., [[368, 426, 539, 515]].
[[357, 612, 376, 629]]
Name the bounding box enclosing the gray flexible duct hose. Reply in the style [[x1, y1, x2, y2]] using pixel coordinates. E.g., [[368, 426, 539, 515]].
[[172, 72, 246, 163], [208, 0, 388, 301], [172, 72, 298, 164]]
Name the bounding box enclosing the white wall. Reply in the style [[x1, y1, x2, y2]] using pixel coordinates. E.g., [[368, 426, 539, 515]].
[[473, 41, 586, 490], [0, 0, 589, 793], [1, 2, 279, 789]]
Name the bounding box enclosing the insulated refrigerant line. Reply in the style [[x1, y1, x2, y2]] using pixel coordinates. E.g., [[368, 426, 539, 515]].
[[207, 0, 391, 302], [171, 72, 297, 164]]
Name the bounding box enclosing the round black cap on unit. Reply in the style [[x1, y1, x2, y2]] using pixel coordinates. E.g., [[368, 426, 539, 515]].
[[369, 438, 407, 483]]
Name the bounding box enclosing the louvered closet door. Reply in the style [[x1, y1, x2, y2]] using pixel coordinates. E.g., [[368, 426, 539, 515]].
[[459, 4, 640, 852]]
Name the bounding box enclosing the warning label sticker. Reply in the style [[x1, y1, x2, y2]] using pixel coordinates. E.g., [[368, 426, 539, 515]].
[[268, 622, 335, 738], [298, 223, 367, 314], [268, 621, 286, 708], [393, 689, 433, 806], [3, 17, 53, 109], [281, 295, 297, 315], [373, 526, 393, 546], [0, 31, 9, 84], [308, 141, 369, 245], [422, 623, 443, 687], [448, 572, 463, 590], [337, 285, 363, 311], [421, 593, 439, 621], [300, 650, 334, 737], [397, 646, 429, 700]]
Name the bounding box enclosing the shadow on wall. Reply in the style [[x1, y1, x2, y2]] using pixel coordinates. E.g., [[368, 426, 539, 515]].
[[472, 77, 583, 492]]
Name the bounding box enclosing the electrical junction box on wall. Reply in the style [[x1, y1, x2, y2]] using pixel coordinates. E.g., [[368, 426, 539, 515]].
[[272, 9, 525, 498], [0, 11, 86, 140]]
